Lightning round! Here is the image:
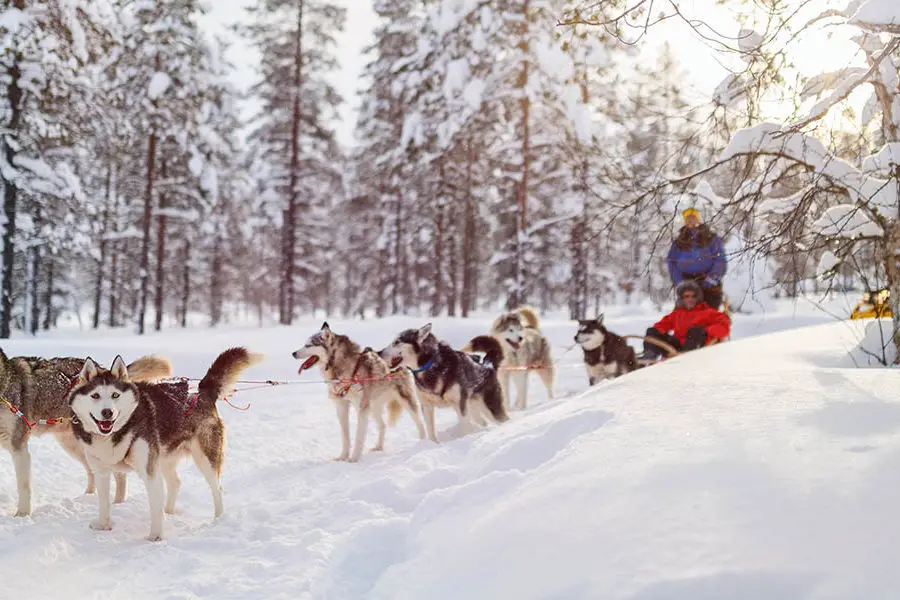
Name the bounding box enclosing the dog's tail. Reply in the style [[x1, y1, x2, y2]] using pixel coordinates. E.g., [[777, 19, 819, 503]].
[[464, 335, 505, 369], [517, 305, 541, 330], [198, 347, 265, 404], [126, 355, 173, 383]]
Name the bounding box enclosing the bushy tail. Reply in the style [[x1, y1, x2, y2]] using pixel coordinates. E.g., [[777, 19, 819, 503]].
[[198, 347, 265, 403], [387, 399, 403, 426], [464, 335, 505, 369], [517, 305, 541, 330], [127, 355, 173, 382]]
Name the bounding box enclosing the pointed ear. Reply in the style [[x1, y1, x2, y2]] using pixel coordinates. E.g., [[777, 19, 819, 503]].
[[110, 355, 130, 381], [78, 357, 100, 384], [597, 313, 604, 324], [417, 323, 432, 344], [321, 321, 330, 331]]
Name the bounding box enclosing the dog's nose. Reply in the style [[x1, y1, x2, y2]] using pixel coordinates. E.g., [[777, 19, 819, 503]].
[[100, 408, 113, 420], [291, 350, 300, 359]]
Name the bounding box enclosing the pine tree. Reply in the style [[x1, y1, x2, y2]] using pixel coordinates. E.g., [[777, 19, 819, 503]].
[[244, 0, 345, 325]]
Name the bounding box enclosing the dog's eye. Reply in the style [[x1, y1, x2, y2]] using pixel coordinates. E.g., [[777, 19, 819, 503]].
[[90, 392, 100, 399], [111, 392, 120, 399]]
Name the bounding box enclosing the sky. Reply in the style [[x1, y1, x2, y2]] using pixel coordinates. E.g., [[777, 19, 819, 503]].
[[200, 0, 376, 149]]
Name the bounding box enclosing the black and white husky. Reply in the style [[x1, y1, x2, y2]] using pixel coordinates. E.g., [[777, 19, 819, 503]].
[[379, 324, 509, 439], [574, 315, 637, 384], [68, 347, 263, 541]]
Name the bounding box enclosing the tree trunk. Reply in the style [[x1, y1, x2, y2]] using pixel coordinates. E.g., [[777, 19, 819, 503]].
[[432, 170, 445, 316], [137, 130, 157, 334], [108, 239, 119, 328], [28, 246, 39, 336], [447, 200, 458, 317], [570, 214, 585, 319], [279, 0, 305, 326], [0, 46, 22, 339], [210, 220, 223, 327], [376, 249, 387, 318], [461, 139, 476, 317], [93, 162, 114, 329], [181, 238, 190, 328], [884, 219, 900, 364], [391, 188, 404, 315], [509, 0, 530, 310], [43, 258, 53, 330], [154, 160, 168, 332]]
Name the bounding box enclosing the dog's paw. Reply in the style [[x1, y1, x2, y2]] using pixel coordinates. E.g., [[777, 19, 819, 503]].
[[113, 496, 127, 505], [14, 510, 31, 518], [347, 455, 362, 463], [90, 519, 112, 531], [370, 445, 384, 452], [145, 533, 163, 542], [332, 455, 349, 462]]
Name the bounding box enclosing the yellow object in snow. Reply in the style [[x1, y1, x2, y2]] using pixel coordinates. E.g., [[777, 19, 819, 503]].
[[850, 288, 892, 319]]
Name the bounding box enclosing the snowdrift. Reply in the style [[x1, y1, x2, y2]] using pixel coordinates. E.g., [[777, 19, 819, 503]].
[[0, 307, 894, 599]]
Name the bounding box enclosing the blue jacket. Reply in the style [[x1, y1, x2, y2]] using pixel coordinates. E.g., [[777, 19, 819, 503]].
[[666, 228, 726, 285]]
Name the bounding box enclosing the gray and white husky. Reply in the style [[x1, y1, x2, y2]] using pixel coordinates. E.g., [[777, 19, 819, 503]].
[[379, 324, 509, 439], [0, 351, 172, 517], [490, 306, 554, 410], [293, 322, 426, 462], [68, 347, 263, 541]]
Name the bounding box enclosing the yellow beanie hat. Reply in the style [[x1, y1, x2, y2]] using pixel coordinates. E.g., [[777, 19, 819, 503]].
[[682, 207, 701, 221]]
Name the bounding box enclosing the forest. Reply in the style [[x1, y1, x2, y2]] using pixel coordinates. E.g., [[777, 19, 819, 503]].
[[0, 0, 895, 357]]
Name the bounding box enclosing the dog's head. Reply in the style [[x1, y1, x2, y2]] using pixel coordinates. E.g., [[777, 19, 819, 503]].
[[575, 315, 606, 350], [379, 324, 434, 370], [292, 322, 337, 372], [492, 313, 524, 350], [69, 356, 139, 437]]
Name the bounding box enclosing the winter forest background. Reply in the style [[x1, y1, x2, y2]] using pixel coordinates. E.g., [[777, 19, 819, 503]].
[[0, 0, 898, 358]]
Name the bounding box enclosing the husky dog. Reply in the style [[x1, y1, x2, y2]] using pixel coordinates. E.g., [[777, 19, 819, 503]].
[[380, 324, 509, 439], [293, 323, 425, 462], [68, 347, 263, 541], [490, 306, 554, 410], [574, 315, 638, 385], [0, 351, 171, 516]]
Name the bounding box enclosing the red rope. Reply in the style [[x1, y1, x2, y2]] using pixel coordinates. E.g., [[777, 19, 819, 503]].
[[221, 396, 251, 411]]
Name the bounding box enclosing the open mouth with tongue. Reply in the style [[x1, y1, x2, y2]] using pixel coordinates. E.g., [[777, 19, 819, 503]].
[[298, 355, 319, 372], [506, 339, 521, 350], [91, 415, 115, 435], [390, 356, 403, 369]]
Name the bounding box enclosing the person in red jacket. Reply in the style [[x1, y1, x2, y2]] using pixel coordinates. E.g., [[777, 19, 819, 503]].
[[638, 280, 731, 361]]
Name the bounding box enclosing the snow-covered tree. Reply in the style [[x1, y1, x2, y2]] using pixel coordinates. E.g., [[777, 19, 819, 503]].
[[0, 0, 116, 337], [243, 0, 346, 325]]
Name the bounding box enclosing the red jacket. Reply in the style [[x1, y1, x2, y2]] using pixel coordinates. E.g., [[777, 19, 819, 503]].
[[653, 302, 730, 344]]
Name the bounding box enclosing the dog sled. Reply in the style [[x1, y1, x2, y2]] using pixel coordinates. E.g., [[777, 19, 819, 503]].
[[628, 295, 732, 367], [850, 288, 892, 320]]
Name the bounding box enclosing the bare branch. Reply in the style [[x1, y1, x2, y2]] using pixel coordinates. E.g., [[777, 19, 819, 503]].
[[788, 37, 900, 131]]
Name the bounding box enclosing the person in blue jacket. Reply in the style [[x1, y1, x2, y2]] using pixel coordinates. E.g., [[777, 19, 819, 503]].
[[666, 207, 727, 310]]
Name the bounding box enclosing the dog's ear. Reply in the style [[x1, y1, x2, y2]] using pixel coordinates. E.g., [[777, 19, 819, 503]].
[[110, 355, 130, 382], [321, 321, 330, 331], [417, 323, 432, 344], [78, 357, 100, 384], [320, 321, 333, 339], [597, 313, 604, 325]]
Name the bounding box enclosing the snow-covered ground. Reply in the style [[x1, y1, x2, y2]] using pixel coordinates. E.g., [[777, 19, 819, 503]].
[[0, 300, 896, 599]]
